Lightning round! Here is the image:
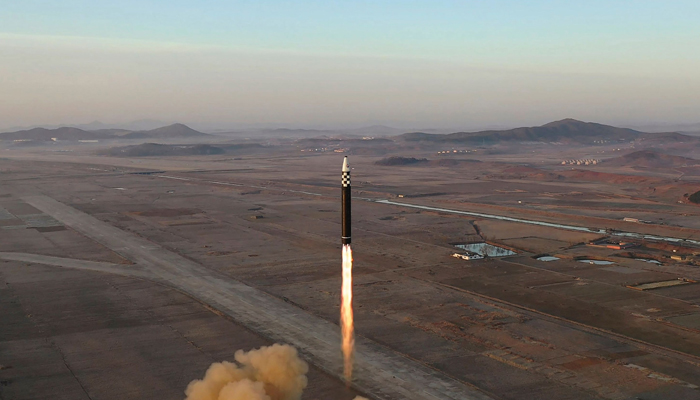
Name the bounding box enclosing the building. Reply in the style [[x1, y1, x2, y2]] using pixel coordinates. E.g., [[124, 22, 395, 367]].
[[587, 238, 638, 250], [605, 242, 636, 250], [452, 252, 484, 261]]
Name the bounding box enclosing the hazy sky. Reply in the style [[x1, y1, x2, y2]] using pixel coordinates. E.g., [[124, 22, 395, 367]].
[[1, 0, 699, 130]]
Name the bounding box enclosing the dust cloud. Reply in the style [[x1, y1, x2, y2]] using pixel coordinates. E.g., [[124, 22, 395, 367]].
[[185, 344, 368, 400]]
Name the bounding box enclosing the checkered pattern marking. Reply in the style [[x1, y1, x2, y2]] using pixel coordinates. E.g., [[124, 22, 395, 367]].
[[342, 172, 351, 187]]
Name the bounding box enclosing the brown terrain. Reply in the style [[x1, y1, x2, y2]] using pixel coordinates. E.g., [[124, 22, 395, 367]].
[[2, 119, 700, 400]]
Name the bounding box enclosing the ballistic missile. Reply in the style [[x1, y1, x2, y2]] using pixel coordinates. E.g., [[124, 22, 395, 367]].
[[342, 156, 351, 245]]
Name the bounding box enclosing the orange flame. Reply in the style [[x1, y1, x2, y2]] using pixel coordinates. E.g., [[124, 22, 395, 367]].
[[341, 244, 355, 383]]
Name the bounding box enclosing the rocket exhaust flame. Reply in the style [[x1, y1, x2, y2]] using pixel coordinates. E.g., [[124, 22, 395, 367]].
[[341, 243, 355, 383]]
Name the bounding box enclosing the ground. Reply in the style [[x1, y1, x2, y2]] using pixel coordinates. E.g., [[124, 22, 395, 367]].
[[1, 142, 700, 400], [0, 262, 360, 400]]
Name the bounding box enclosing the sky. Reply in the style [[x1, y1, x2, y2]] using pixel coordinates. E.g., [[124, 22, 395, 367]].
[[1, 0, 699, 130]]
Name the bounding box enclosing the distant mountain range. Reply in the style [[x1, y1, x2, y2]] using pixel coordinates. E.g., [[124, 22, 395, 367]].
[[0, 119, 171, 133], [0, 127, 106, 141], [4, 119, 699, 147], [397, 119, 697, 145], [0, 123, 207, 141]]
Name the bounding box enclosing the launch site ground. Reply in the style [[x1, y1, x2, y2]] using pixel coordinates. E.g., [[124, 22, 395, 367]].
[[2, 133, 700, 400]]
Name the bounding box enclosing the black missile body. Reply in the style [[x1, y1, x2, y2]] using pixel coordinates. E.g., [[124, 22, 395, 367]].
[[341, 156, 351, 245]]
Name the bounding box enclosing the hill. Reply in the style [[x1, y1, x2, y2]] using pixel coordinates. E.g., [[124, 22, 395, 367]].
[[103, 143, 225, 157], [604, 150, 700, 168], [398, 119, 662, 145], [690, 190, 700, 204], [375, 157, 428, 166], [90, 128, 133, 136], [0, 127, 106, 141], [374, 156, 481, 167], [122, 123, 208, 139], [627, 122, 700, 133], [0, 123, 208, 141]]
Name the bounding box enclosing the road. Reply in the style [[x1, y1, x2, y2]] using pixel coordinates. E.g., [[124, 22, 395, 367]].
[[0, 252, 148, 278], [375, 200, 700, 246], [21, 195, 494, 400]]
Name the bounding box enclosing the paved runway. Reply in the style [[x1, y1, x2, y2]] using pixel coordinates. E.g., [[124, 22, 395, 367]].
[[22, 195, 494, 400], [0, 252, 147, 277]]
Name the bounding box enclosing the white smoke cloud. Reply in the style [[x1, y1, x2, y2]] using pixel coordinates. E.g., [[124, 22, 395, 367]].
[[185, 344, 368, 400]]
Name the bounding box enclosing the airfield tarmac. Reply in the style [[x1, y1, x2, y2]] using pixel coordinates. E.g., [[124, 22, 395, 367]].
[[2, 151, 700, 400]]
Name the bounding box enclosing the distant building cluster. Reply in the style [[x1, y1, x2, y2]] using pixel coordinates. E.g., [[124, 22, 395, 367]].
[[561, 159, 599, 165], [300, 147, 348, 153], [437, 149, 475, 155]]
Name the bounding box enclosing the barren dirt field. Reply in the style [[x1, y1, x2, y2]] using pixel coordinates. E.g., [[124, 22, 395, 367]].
[[2, 141, 700, 400]]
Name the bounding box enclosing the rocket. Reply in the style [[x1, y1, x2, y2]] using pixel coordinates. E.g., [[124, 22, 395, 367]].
[[341, 156, 351, 245]]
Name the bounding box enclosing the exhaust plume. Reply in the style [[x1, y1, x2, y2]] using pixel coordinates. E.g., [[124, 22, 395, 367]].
[[185, 344, 308, 400], [341, 244, 355, 383], [185, 343, 368, 400]]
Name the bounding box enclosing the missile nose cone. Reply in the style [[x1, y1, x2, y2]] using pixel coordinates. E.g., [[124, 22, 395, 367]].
[[342, 156, 350, 172]]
